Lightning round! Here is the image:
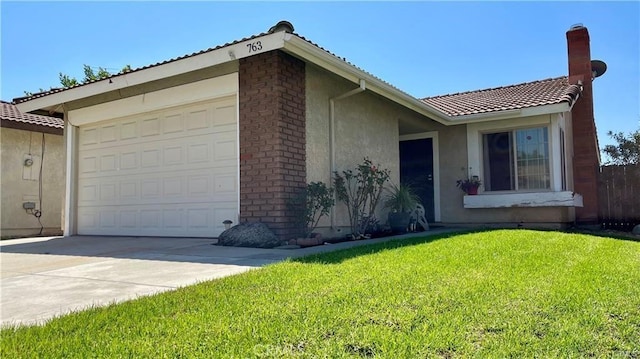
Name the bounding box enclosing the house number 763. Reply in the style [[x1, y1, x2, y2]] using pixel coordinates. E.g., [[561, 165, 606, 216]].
[[247, 41, 263, 53]]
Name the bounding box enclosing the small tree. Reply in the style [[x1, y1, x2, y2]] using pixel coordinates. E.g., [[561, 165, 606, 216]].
[[602, 128, 640, 165], [303, 182, 335, 238], [25, 64, 133, 96], [333, 158, 390, 238]]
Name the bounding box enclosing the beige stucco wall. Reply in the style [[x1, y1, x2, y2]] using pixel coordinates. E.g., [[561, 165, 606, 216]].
[[306, 70, 574, 229], [306, 64, 442, 233], [1, 128, 65, 237]]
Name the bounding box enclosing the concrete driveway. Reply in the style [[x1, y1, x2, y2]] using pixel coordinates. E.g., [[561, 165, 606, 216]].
[[0, 235, 294, 327], [1, 229, 456, 327]]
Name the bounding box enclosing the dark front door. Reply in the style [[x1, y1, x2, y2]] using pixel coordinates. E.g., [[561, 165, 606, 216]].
[[400, 138, 435, 223]]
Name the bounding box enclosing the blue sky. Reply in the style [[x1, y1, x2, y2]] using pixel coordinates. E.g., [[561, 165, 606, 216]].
[[1, 1, 638, 148]]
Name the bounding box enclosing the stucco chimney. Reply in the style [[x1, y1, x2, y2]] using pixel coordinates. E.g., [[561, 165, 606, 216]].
[[567, 24, 600, 224]]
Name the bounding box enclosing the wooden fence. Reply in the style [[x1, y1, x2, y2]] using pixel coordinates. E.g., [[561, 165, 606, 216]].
[[597, 164, 640, 230]]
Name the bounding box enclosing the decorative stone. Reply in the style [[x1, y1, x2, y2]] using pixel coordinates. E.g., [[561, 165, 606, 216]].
[[217, 222, 283, 248], [632, 224, 640, 235]]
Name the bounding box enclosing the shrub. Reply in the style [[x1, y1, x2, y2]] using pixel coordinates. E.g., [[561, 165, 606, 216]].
[[304, 182, 335, 237], [291, 182, 335, 238], [333, 158, 390, 238]]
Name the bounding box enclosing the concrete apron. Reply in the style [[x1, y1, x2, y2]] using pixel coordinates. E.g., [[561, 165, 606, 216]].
[[1, 229, 457, 327]]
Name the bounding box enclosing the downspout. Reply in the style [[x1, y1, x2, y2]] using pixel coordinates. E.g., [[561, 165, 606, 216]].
[[63, 108, 78, 236], [329, 79, 366, 228]]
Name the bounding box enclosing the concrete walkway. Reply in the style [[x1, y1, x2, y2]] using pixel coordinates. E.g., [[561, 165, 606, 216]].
[[1, 228, 457, 327]]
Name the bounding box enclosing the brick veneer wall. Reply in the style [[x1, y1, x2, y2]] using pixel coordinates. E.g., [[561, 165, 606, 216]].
[[567, 26, 599, 224], [238, 50, 306, 239]]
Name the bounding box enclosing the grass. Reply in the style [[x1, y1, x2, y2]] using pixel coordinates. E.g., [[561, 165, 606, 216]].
[[2, 229, 639, 358]]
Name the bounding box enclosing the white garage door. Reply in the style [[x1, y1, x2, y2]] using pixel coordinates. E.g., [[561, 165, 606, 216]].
[[76, 97, 238, 237]]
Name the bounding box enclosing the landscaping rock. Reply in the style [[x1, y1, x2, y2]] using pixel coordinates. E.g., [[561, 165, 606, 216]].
[[218, 222, 283, 248], [633, 224, 640, 235]]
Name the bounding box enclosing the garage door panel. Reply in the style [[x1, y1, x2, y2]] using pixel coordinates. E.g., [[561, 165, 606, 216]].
[[214, 138, 237, 160], [214, 174, 238, 194], [77, 202, 237, 237], [120, 210, 138, 228], [79, 134, 236, 178], [121, 120, 138, 140], [100, 154, 118, 172], [213, 104, 236, 126], [100, 124, 118, 143], [162, 114, 183, 134], [139, 209, 162, 229], [77, 97, 238, 237], [78, 103, 232, 150], [186, 108, 209, 131], [78, 126, 237, 154], [99, 211, 117, 228], [120, 152, 138, 170], [81, 128, 99, 145], [79, 155, 98, 174], [187, 208, 210, 229], [79, 171, 237, 204]]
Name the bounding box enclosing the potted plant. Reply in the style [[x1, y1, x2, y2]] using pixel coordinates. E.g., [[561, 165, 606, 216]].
[[456, 176, 482, 195], [384, 183, 420, 233]]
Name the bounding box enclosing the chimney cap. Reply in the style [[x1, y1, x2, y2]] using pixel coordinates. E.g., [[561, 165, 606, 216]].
[[591, 60, 607, 78], [569, 23, 585, 31], [268, 20, 295, 34]]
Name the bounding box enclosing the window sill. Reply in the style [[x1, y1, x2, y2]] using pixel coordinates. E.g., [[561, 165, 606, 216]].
[[463, 191, 583, 209]]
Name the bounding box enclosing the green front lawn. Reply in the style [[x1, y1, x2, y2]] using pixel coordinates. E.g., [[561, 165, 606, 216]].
[[2, 230, 639, 357]]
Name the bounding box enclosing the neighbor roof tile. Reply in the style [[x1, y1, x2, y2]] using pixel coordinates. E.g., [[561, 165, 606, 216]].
[[1, 101, 63, 129]]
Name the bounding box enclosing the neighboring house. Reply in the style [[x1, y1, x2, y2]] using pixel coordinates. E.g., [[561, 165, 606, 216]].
[[14, 21, 602, 240], [1, 101, 65, 238]]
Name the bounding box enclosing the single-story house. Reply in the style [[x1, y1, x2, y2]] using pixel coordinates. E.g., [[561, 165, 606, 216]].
[[1, 101, 65, 238], [14, 21, 602, 240]]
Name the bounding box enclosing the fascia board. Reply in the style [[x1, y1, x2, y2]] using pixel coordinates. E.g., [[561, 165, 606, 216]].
[[16, 32, 288, 113], [282, 35, 451, 125], [449, 102, 571, 124], [519, 103, 572, 117]]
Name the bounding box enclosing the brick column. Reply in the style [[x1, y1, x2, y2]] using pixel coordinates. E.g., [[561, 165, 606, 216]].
[[567, 25, 600, 224], [238, 50, 306, 239]]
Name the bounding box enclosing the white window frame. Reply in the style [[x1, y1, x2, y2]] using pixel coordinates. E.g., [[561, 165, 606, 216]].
[[482, 126, 552, 192], [464, 114, 581, 208]]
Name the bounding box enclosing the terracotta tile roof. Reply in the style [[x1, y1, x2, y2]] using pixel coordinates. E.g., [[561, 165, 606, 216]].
[[13, 22, 579, 121], [13, 25, 413, 106], [1, 101, 63, 129], [12, 31, 272, 104], [421, 77, 582, 117]]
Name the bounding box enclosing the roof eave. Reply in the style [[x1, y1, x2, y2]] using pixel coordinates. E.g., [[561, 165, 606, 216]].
[[0, 119, 64, 135], [15, 31, 289, 114], [448, 102, 573, 124], [14, 29, 572, 128], [282, 35, 451, 125]]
